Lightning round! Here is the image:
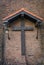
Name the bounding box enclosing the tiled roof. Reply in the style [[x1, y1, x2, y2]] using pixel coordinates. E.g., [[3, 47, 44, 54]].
[[3, 8, 43, 21]]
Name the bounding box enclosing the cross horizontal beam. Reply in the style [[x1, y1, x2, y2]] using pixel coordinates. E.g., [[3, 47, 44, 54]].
[[12, 26, 34, 31]]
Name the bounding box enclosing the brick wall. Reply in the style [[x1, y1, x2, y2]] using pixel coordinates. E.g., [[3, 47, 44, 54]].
[[0, 0, 44, 19], [4, 19, 42, 65]]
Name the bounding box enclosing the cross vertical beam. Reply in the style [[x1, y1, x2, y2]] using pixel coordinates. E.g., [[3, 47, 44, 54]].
[[21, 14, 29, 65], [21, 14, 26, 55]]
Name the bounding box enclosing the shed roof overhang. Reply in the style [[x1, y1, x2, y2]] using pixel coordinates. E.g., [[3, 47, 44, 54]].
[[3, 8, 43, 25]]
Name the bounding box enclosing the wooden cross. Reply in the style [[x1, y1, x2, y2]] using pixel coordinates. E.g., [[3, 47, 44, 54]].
[[12, 14, 34, 55]]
